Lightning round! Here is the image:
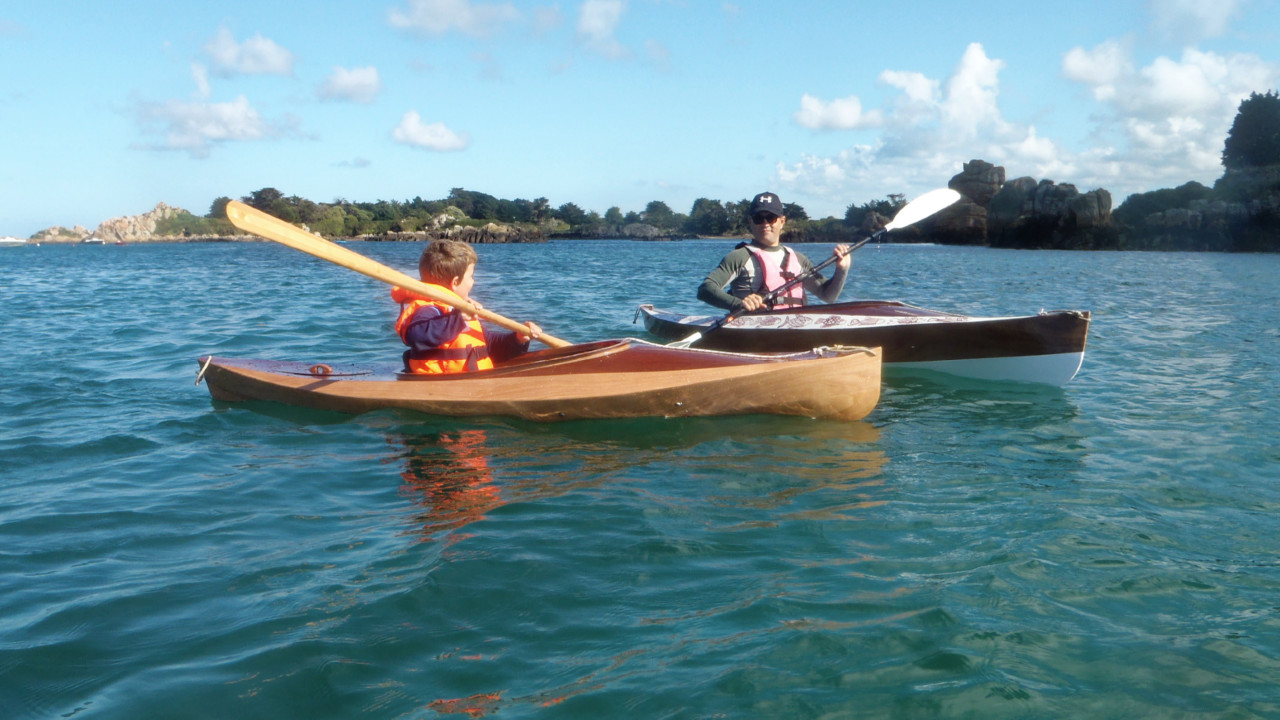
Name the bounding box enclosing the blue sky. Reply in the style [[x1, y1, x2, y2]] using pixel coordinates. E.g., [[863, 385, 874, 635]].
[[2, 0, 1278, 238]]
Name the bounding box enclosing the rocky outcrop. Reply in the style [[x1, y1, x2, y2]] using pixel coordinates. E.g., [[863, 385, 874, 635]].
[[355, 222, 546, 244], [93, 203, 186, 243], [986, 177, 1116, 249], [30, 203, 194, 244], [919, 159, 1006, 244], [1128, 198, 1258, 250], [949, 159, 1006, 207], [432, 222, 545, 243], [894, 158, 1119, 248], [622, 222, 666, 239], [30, 225, 92, 243], [1111, 165, 1280, 251], [550, 222, 680, 241]]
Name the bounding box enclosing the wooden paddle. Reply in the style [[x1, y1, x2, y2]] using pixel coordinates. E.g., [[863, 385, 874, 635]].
[[224, 200, 571, 348], [669, 188, 963, 348]]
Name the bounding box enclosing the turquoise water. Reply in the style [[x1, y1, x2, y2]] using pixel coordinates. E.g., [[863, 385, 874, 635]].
[[2, 240, 1279, 718]]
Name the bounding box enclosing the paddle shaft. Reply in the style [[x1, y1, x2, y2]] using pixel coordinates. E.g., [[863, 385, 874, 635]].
[[225, 201, 571, 348]]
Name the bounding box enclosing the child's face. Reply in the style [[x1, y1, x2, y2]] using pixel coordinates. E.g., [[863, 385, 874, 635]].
[[451, 263, 476, 300]]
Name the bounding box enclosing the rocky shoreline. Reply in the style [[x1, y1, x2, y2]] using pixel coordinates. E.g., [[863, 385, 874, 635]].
[[26, 207, 678, 246], [24, 157, 1280, 251], [911, 157, 1280, 251]]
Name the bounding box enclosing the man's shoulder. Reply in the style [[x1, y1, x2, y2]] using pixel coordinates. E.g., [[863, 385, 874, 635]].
[[714, 244, 752, 265]]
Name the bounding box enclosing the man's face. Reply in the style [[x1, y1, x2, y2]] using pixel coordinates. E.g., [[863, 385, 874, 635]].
[[749, 212, 786, 247]]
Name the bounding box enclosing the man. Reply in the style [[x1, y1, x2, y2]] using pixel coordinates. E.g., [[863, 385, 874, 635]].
[[697, 191, 851, 312]]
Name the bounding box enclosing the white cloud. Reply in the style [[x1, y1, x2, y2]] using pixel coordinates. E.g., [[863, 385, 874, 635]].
[[1135, 54, 1224, 116], [389, 0, 521, 37], [880, 70, 938, 104], [1063, 43, 1279, 190], [1148, 0, 1247, 43], [774, 36, 1280, 217], [577, 0, 627, 59], [392, 110, 470, 151], [777, 43, 1065, 213], [793, 94, 883, 131], [135, 95, 274, 158], [319, 66, 382, 104], [203, 26, 295, 76], [191, 62, 211, 99], [1062, 39, 1132, 101], [941, 43, 1008, 140]]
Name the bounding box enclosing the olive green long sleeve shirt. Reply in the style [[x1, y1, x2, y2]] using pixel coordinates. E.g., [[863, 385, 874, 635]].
[[696, 244, 849, 311]]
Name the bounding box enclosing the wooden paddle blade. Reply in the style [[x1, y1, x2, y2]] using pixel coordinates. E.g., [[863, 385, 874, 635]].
[[224, 201, 571, 348]]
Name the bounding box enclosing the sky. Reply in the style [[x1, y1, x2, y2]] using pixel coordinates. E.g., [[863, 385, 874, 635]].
[[2, 0, 1279, 238]]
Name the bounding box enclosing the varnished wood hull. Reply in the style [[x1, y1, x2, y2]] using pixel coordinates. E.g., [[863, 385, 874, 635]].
[[639, 301, 1090, 386], [197, 338, 881, 422]]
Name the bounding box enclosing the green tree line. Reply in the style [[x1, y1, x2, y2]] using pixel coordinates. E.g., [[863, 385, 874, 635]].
[[154, 185, 904, 242]]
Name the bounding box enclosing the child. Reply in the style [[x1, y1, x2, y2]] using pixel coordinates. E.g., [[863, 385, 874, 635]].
[[391, 239, 541, 374]]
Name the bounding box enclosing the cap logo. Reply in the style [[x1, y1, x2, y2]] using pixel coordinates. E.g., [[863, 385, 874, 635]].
[[760, 194, 774, 203]]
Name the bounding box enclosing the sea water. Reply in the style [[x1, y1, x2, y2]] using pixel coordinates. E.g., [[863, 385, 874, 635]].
[[1, 240, 1278, 718]]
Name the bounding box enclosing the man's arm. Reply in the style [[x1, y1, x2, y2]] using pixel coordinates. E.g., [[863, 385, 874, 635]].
[[799, 252, 849, 303], [696, 249, 750, 311]]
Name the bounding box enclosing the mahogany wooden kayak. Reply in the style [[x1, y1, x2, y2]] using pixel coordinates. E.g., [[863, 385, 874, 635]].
[[639, 301, 1089, 386], [197, 338, 881, 422]]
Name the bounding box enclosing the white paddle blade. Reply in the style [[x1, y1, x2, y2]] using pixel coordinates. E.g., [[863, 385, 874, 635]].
[[668, 329, 703, 349], [884, 188, 962, 231]]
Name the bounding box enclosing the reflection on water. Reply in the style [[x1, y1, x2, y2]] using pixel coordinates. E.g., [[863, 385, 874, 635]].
[[391, 428, 501, 541], [388, 415, 890, 543], [512, 414, 882, 450]]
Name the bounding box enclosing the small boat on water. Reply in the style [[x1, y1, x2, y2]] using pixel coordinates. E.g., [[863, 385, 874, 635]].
[[638, 301, 1090, 386], [197, 338, 882, 422]]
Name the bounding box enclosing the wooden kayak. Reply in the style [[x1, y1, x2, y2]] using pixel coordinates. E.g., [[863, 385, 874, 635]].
[[196, 338, 882, 422], [638, 301, 1090, 386]]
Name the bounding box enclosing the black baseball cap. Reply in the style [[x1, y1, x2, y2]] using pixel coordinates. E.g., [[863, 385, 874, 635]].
[[749, 192, 785, 217]]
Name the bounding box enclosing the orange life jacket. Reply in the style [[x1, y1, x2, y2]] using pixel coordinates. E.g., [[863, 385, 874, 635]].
[[745, 245, 806, 308], [392, 285, 494, 374]]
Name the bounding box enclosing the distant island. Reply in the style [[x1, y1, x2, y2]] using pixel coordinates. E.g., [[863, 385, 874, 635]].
[[25, 91, 1280, 253]]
